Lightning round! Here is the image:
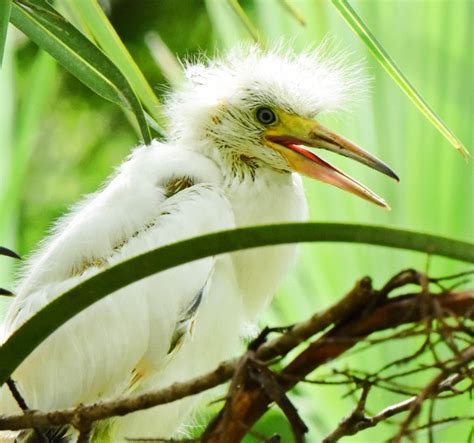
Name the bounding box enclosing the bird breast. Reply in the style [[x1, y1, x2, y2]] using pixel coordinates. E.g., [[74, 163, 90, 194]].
[[225, 169, 308, 320]]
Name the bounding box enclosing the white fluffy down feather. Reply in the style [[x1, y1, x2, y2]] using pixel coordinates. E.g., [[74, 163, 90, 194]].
[[0, 45, 389, 441], [0, 137, 306, 441]]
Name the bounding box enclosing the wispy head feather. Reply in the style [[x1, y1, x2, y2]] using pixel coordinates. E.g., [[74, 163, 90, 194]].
[[166, 43, 367, 143]]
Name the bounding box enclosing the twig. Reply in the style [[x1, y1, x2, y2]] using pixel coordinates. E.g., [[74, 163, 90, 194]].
[[322, 364, 473, 441], [6, 378, 29, 412], [0, 277, 472, 440], [321, 383, 371, 443], [201, 289, 474, 442], [410, 415, 474, 432], [77, 426, 92, 443], [256, 277, 374, 362], [389, 345, 474, 443], [0, 360, 236, 431], [6, 377, 47, 441]]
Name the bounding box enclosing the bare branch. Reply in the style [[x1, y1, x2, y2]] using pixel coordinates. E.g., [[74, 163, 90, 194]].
[[321, 383, 371, 443], [389, 345, 474, 443], [0, 360, 236, 431], [0, 272, 472, 442], [201, 287, 474, 442], [322, 363, 473, 441], [0, 277, 375, 432]]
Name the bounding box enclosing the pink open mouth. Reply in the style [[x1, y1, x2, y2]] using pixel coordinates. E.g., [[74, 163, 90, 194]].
[[266, 135, 391, 208]]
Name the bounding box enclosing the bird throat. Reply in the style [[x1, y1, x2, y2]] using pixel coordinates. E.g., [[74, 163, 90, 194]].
[[235, 154, 259, 180], [225, 151, 288, 184]]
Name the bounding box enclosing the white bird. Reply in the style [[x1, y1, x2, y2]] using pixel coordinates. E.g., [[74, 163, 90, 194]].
[[0, 46, 396, 442]]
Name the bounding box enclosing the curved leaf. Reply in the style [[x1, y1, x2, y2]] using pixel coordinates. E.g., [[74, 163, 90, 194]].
[[278, 0, 306, 26], [0, 247, 20, 260], [0, 222, 472, 386], [10, 0, 151, 143], [331, 0, 469, 158], [0, 0, 11, 67], [68, 0, 166, 131], [227, 0, 261, 43]]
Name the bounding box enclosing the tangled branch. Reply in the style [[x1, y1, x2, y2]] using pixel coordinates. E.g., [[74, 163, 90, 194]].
[[0, 269, 472, 442]]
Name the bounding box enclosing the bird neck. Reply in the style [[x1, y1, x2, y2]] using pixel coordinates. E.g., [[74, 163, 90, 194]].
[[177, 137, 308, 322], [193, 139, 286, 188]]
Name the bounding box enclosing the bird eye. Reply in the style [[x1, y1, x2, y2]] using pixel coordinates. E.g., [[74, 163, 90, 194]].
[[256, 107, 277, 125]]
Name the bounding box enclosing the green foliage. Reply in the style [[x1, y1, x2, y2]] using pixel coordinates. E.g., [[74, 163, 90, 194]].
[[0, 0, 472, 441], [64, 0, 165, 129], [331, 0, 468, 157], [0, 222, 472, 388], [10, 0, 151, 143], [0, 0, 11, 67]]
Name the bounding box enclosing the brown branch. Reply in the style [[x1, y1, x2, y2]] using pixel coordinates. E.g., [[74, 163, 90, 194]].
[[201, 289, 474, 442], [6, 379, 29, 413], [409, 415, 474, 432], [254, 276, 374, 362], [0, 274, 472, 440], [322, 364, 473, 442], [0, 359, 236, 431], [389, 345, 474, 443], [321, 383, 371, 443], [6, 377, 47, 441], [76, 426, 92, 443], [0, 277, 374, 432]]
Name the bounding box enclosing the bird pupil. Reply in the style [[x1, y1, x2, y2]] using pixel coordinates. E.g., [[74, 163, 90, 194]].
[[256, 107, 276, 125]]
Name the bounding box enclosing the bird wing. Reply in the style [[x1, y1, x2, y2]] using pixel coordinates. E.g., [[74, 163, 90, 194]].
[[0, 142, 235, 415]]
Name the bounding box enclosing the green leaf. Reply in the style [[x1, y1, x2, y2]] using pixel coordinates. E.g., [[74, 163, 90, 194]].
[[227, 0, 262, 43], [145, 31, 183, 89], [0, 0, 11, 67], [331, 0, 469, 158], [68, 0, 166, 132], [10, 0, 151, 143], [0, 222, 472, 386], [278, 0, 306, 26], [0, 246, 20, 260]]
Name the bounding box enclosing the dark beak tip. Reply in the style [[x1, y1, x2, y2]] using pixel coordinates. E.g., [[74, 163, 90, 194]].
[[380, 164, 399, 182]]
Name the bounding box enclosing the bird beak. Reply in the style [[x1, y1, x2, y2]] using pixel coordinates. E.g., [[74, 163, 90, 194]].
[[264, 112, 398, 208]]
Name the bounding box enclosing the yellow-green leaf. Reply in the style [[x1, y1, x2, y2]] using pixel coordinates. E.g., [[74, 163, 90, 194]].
[[0, 222, 472, 387], [69, 0, 166, 131], [0, 0, 11, 67], [331, 0, 469, 158], [10, 0, 151, 143]]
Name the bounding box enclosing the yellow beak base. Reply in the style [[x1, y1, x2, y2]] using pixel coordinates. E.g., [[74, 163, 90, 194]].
[[263, 112, 397, 208]]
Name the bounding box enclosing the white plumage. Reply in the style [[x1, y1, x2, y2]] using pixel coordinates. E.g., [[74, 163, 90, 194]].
[[0, 46, 395, 441]]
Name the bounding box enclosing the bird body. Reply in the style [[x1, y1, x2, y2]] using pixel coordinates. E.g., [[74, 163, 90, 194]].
[[0, 47, 396, 441], [0, 143, 306, 440]]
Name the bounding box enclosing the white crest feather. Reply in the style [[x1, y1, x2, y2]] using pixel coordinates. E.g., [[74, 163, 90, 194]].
[[166, 43, 368, 144]]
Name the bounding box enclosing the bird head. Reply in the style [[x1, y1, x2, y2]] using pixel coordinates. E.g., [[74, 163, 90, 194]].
[[166, 46, 397, 208]]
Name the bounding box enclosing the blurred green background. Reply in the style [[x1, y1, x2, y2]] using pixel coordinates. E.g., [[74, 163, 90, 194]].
[[0, 0, 472, 441]]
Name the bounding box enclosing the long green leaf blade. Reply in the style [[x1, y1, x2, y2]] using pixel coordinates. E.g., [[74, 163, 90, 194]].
[[10, 1, 151, 143], [227, 0, 262, 43], [0, 222, 472, 386], [10, 4, 121, 107], [69, 0, 166, 130], [278, 0, 306, 26], [145, 32, 183, 88], [331, 0, 469, 158], [0, 0, 11, 67]]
